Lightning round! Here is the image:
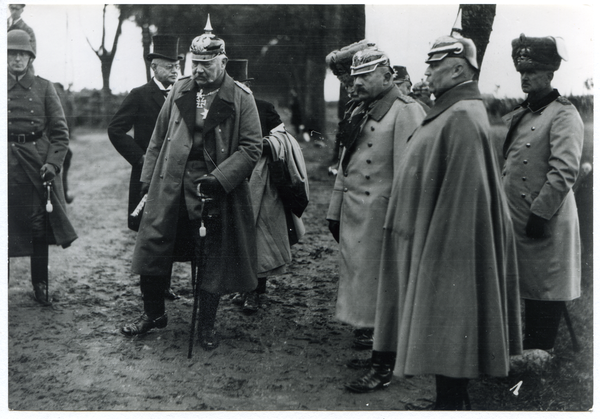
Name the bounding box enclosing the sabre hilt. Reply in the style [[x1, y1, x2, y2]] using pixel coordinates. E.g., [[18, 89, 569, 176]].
[[44, 181, 53, 213]]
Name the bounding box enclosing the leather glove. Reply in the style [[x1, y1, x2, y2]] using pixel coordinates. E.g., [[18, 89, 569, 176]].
[[328, 219, 340, 243], [140, 182, 150, 199], [525, 213, 548, 239], [197, 174, 224, 197], [40, 163, 57, 182], [262, 139, 272, 157]]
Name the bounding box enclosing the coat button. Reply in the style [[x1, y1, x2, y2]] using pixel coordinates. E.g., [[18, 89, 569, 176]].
[[343, 187, 348, 192], [30, 121, 34, 124], [366, 159, 371, 164], [344, 172, 348, 177], [526, 143, 531, 147], [365, 175, 370, 179], [368, 142, 373, 147], [30, 110, 34, 113], [523, 160, 528, 164], [29, 98, 32, 101], [365, 191, 370, 195], [521, 193, 526, 198], [370, 127, 375, 131], [531, 127, 536, 131], [522, 177, 527, 181], [221, 148, 225, 153], [175, 119, 180, 124]]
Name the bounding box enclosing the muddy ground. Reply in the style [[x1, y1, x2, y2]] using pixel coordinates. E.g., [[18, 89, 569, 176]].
[[7, 125, 593, 413]]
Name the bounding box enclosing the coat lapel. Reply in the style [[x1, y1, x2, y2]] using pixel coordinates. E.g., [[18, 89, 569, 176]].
[[148, 80, 166, 109], [174, 78, 198, 137], [502, 107, 529, 158], [203, 74, 236, 134]]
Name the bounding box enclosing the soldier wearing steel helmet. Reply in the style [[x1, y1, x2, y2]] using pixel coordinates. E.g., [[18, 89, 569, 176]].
[[122, 17, 262, 352], [502, 34, 584, 358], [7, 29, 77, 305]]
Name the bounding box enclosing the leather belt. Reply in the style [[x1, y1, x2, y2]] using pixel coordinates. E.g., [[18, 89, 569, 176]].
[[8, 131, 43, 143]]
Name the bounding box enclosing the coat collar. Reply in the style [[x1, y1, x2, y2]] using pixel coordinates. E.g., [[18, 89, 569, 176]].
[[8, 67, 35, 90], [148, 78, 166, 108], [366, 85, 401, 122], [520, 88, 560, 113], [175, 73, 236, 136], [422, 81, 482, 125]]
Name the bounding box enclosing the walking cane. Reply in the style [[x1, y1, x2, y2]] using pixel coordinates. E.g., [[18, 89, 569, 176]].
[[43, 180, 54, 303], [188, 186, 209, 359], [562, 302, 581, 352]]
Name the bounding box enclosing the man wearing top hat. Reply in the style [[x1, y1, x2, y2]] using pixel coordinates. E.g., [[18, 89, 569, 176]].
[[346, 35, 522, 409], [123, 18, 262, 352], [326, 47, 425, 358], [502, 34, 583, 356], [108, 35, 183, 300]]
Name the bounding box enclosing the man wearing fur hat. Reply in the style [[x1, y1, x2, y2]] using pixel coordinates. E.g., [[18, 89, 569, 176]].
[[8, 29, 77, 305], [123, 18, 262, 352], [326, 47, 425, 358], [346, 36, 522, 409], [108, 35, 183, 301], [502, 34, 583, 355]]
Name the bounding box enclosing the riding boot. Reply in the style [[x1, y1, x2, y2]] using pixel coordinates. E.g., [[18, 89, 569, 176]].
[[523, 299, 564, 350], [434, 375, 470, 410], [121, 275, 168, 336], [31, 238, 50, 305], [198, 289, 220, 350], [345, 351, 395, 393], [256, 277, 267, 294]]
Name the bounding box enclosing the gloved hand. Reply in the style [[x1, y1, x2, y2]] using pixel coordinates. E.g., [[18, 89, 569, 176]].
[[197, 174, 224, 197], [140, 182, 150, 199], [262, 139, 272, 157], [328, 219, 340, 243], [40, 163, 57, 182], [525, 213, 548, 239]]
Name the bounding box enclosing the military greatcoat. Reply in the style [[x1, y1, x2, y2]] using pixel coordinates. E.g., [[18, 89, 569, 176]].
[[131, 74, 263, 295], [326, 86, 425, 328], [373, 82, 522, 379], [502, 90, 583, 301], [8, 70, 77, 257]]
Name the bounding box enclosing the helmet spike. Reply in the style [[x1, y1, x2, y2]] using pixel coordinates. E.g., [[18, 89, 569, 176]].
[[451, 8, 463, 38], [204, 14, 213, 34]]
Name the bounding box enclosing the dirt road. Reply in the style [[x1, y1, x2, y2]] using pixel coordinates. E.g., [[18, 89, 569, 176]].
[[8, 127, 592, 411]]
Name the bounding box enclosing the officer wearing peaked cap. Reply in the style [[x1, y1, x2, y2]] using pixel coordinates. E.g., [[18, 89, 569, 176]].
[[393, 65, 430, 112], [8, 29, 77, 305], [124, 17, 263, 352], [326, 47, 425, 393], [357, 34, 522, 407], [108, 35, 183, 301], [502, 34, 584, 358]]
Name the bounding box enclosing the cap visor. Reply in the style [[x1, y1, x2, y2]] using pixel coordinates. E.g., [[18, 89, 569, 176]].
[[350, 64, 378, 76], [425, 52, 448, 63]]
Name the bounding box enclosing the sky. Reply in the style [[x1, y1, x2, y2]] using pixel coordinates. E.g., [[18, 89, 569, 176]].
[[4, 2, 598, 101]]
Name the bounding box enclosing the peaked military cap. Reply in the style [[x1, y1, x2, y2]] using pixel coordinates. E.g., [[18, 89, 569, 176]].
[[393, 66, 411, 84], [350, 48, 391, 76], [426, 35, 478, 69], [511, 34, 567, 72]]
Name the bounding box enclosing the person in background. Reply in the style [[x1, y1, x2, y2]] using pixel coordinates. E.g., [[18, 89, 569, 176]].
[[346, 36, 522, 409], [7, 4, 35, 54], [227, 59, 309, 314], [122, 18, 263, 352], [108, 35, 183, 301], [8, 29, 77, 305], [502, 34, 583, 358], [392, 65, 430, 112], [326, 47, 425, 369], [412, 80, 434, 109]]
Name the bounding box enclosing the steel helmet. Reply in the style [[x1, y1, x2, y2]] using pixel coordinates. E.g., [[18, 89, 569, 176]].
[[8, 29, 35, 58]]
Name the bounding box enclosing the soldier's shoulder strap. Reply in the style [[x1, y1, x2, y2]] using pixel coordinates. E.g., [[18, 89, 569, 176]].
[[556, 95, 573, 106], [397, 93, 416, 104], [234, 80, 253, 94]]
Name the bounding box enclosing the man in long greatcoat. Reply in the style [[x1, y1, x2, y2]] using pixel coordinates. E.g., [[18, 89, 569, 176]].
[[502, 34, 583, 354], [326, 48, 425, 353], [8, 29, 77, 304], [108, 35, 183, 300], [122, 21, 262, 352], [347, 36, 522, 409]]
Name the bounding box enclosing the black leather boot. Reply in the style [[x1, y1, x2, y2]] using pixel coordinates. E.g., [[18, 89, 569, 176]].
[[198, 290, 220, 350], [31, 239, 51, 305], [434, 375, 471, 410], [345, 351, 395, 393], [121, 276, 168, 336]]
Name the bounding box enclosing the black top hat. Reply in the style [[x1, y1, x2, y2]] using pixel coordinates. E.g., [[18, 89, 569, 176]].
[[147, 35, 182, 61], [227, 59, 254, 82]]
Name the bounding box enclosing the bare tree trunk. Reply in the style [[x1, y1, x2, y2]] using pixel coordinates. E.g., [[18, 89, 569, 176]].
[[459, 4, 496, 72]]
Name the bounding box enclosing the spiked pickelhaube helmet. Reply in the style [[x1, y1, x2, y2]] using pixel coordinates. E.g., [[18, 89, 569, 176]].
[[190, 15, 226, 61]]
